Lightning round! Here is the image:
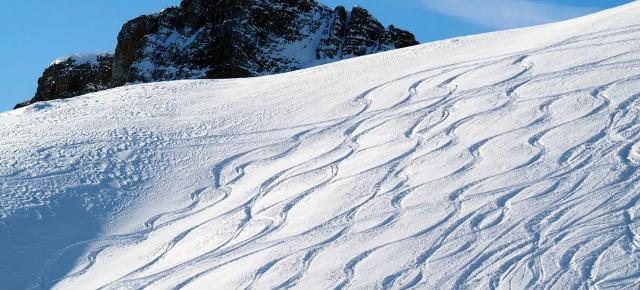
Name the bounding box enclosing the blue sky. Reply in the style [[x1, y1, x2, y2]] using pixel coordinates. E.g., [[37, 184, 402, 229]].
[[0, 0, 631, 112]]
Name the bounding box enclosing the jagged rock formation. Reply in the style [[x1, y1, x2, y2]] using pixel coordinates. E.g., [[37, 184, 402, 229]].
[[16, 0, 418, 109]]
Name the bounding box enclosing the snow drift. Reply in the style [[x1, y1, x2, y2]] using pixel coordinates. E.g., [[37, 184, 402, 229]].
[[2, 2, 640, 289]]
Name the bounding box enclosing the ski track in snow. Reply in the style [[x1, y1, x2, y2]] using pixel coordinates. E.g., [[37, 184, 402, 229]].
[[3, 4, 640, 290]]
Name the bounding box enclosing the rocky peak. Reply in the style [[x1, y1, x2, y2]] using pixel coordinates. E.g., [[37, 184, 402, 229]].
[[16, 0, 419, 109]]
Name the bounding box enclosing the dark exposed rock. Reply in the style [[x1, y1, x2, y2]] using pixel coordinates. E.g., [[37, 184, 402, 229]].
[[15, 54, 113, 109], [16, 0, 419, 109], [316, 6, 349, 60], [112, 14, 159, 87]]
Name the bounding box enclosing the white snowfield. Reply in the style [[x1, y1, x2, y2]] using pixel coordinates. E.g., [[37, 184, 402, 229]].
[[2, 3, 640, 289]]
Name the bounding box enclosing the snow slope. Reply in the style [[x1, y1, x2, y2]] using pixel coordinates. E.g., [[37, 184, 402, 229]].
[[2, 2, 640, 289]]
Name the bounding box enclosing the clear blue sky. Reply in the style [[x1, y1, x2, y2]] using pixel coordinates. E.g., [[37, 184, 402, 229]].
[[0, 0, 631, 112]]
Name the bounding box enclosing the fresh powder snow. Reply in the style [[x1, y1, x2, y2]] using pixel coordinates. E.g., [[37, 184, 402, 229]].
[[2, 2, 640, 289]]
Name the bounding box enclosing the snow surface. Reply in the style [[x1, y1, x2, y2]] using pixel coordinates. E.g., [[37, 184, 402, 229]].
[[3, 2, 640, 289]]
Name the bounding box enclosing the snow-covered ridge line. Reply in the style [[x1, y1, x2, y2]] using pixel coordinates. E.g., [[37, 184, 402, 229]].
[[49, 52, 113, 67], [2, 1, 640, 289]]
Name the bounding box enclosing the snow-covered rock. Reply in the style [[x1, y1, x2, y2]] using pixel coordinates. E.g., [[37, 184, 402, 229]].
[[3, 2, 640, 289], [49, 53, 110, 67]]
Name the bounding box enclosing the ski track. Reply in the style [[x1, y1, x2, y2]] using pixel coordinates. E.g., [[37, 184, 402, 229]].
[[2, 4, 640, 290]]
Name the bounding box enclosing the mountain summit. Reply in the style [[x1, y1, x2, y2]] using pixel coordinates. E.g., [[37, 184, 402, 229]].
[[15, 0, 418, 109]]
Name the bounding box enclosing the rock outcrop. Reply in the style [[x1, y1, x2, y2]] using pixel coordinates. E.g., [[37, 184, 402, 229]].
[[16, 0, 419, 109], [15, 54, 113, 109]]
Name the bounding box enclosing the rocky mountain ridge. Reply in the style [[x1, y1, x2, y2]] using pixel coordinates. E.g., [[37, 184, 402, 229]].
[[15, 0, 418, 109]]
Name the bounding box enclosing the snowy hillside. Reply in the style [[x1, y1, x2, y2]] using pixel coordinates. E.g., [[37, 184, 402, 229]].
[[2, 2, 640, 289]]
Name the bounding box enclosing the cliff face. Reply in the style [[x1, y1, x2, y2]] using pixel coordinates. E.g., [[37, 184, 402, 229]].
[[16, 0, 419, 109], [112, 0, 418, 85]]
